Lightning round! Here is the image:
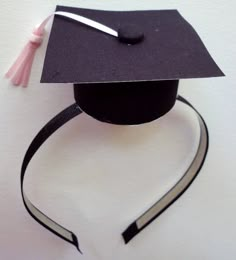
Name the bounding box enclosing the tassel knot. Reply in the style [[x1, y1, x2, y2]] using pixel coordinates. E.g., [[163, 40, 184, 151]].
[[29, 30, 44, 45]]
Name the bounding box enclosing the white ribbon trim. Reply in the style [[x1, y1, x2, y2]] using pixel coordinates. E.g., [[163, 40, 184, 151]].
[[55, 11, 118, 37]]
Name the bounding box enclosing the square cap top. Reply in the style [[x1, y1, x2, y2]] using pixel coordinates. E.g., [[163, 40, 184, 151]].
[[41, 5, 224, 84]]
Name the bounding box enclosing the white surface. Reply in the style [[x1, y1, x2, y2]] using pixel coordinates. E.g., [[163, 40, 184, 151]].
[[0, 1, 235, 260]]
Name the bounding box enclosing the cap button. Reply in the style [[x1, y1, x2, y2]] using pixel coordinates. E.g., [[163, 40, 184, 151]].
[[118, 24, 144, 44]]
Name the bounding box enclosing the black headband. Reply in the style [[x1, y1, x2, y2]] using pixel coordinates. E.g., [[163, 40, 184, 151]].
[[21, 95, 208, 253]]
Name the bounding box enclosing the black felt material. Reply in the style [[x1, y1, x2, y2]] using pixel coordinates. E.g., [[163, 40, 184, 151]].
[[41, 5, 224, 84], [74, 80, 178, 125], [118, 24, 144, 44]]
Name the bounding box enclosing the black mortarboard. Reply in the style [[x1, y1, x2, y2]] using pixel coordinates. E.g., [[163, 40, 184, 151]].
[[7, 5, 224, 254], [40, 6, 223, 125]]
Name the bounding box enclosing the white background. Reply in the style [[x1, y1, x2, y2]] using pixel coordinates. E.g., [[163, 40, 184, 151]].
[[0, 1, 235, 260]]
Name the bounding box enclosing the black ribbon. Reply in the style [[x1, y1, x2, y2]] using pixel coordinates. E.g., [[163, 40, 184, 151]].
[[122, 96, 209, 242], [20, 96, 209, 253], [21, 103, 83, 252]]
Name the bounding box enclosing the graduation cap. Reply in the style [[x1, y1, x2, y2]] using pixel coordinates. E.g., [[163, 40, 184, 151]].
[[7, 5, 223, 253]]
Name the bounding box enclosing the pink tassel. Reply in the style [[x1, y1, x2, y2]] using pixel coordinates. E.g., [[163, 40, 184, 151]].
[[5, 25, 46, 87]]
